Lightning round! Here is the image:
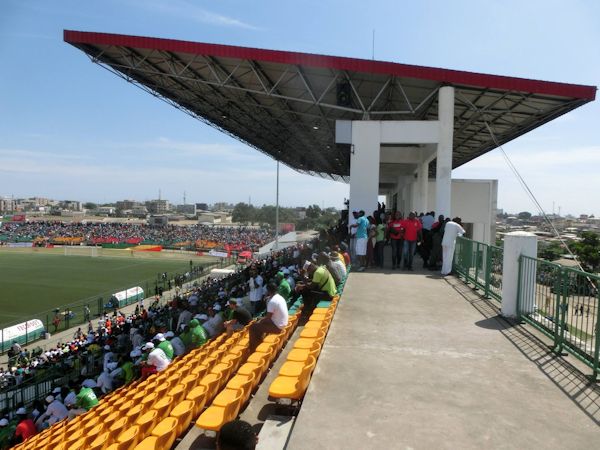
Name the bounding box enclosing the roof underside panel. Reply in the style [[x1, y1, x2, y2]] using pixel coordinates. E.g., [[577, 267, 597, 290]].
[[64, 31, 596, 180]]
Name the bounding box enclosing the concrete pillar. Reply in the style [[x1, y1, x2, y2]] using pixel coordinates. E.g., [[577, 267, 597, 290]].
[[349, 121, 381, 216], [436, 86, 454, 218], [417, 161, 429, 213], [501, 231, 538, 318]]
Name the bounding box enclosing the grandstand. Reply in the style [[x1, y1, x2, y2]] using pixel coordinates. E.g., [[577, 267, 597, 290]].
[[5, 29, 592, 450]]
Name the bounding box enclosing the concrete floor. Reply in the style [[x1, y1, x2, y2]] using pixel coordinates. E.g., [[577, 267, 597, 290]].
[[285, 269, 600, 450]]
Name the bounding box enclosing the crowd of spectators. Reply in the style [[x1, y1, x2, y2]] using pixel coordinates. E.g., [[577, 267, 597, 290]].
[[0, 222, 271, 251], [0, 238, 336, 448]]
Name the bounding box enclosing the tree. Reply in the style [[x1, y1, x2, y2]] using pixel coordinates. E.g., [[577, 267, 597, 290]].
[[572, 231, 600, 273], [83, 202, 98, 210], [538, 241, 563, 261], [517, 211, 532, 220], [232, 203, 256, 224]]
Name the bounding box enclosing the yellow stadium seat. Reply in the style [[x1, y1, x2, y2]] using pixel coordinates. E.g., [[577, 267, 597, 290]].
[[152, 395, 174, 418], [210, 362, 233, 389], [237, 360, 267, 390], [180, 373, 198, 392], [167, 383, 187, 404], [140, 391, 159, 409], [81, 424, 104, 447], [169, 399, 195, 435], [300, 324, 327, 339], [125, 403, 145, 425], [220, 352, 242, 371], [135, 410, 159, 436], [67, 437, 88, 450], [293, 330, 326, 350], [246, 351, 269, 365], [286, 341, 322, 363], [195, 389, 243, 432], [226, 374, 255, 402], [116, 425, 141, 450], [88, 431, 112, 450], [185, 385, 208, 417], [269, 356, 317, 401], [149, 417, 178, 450], [103, 410, 122, 430], [109, 416, 129, 437], [199, 372, 222, 402], [190, 364, 209, 379]]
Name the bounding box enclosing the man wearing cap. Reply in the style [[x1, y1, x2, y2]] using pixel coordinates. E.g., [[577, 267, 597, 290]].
[[249, 282, 288, 352], [140, 342, 170, 378], [188, 320, 209, 348], [296, 261, 337, 313], [38, 395, 68, 426], [248, 268, 264, 315], [0, 417, 15, 449], [224, 299, 252, 336], [96, 367, 115, 394], [102, 345, 115, 372], [203, 306, 225, 338], [166, 331, 185, 357], [153, 333, 174, 361], [12, 408, 36, 444]]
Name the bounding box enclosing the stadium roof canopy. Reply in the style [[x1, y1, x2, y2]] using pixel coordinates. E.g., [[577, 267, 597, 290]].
[[64, 30, 596, 181]]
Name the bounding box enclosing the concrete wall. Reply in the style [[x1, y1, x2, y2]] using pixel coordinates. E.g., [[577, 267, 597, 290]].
[[427, 179, 497, 244]]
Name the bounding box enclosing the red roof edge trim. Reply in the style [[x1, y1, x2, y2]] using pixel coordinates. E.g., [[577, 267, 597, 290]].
[[64, 30, 596, 101]]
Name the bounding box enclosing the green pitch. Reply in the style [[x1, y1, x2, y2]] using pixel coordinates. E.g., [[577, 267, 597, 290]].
[[0, 249, 217, 327]]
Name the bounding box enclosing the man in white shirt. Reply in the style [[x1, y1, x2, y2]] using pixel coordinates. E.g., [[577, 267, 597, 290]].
[[144, 342, 170, 372], [96, 368, 114, 394], [38, 395, 68, 425], [441, 218, 466, 276], [248, 270, 264, 315], [165, 331, 185, 357], [249, 282, 288, 352]]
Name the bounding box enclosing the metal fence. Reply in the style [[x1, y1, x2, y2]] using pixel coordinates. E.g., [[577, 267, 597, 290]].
[[454, 237, 503, 301], [518, 255, 600, 380]]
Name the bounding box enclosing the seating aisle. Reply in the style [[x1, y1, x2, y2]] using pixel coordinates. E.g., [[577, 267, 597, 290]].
[[285, 271, 600, 450]]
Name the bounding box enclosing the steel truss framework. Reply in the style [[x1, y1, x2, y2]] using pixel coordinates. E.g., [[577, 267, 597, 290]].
[[64, 31, 596, 180]]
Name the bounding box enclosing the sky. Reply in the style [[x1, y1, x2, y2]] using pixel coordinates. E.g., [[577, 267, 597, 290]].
[[0, 0, 599, 215]]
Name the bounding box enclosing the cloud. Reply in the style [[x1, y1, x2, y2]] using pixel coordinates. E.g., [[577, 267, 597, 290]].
[[136, 0, 261, 30]]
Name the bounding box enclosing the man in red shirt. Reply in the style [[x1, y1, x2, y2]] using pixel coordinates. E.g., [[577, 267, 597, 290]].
[[386, 211, 404, 269], [12, 407, 36, 445], [401, 212, 423, 270]]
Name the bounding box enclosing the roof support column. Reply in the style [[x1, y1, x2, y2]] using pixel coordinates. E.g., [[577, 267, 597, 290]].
[[417, 160, 429, 213], [436, 86, 454, 218], [349, 121, 381, 216]]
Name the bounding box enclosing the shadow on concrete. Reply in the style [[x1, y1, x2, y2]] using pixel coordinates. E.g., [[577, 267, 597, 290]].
[[474, 316, 516, 331], [446, 276, 600, 426]]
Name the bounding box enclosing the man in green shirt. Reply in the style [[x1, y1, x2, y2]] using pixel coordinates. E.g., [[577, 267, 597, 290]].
[[153, 333, 174, 360], [68, 384, 99, 419], [189, 319, 208, 348], [296, 262, 337, 314], [275, 272, 291, 303], [0, 418, 15, 450]]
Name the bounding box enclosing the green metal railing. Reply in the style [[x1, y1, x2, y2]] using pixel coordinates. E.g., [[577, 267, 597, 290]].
[[454, 237, 503, 301], [518, 255, 600, 380]]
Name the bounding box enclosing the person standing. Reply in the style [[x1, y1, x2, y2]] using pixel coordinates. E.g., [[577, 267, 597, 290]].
[[401, 213, 423, 271], [441, 218, 466, 276], [387, 211, 404, 270], [374, 218, 386, 268], [350, 211, 369, 272]]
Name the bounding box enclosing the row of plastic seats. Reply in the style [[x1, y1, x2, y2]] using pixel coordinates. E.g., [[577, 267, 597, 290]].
[[195, 310, 302, 435], [17, 331, 241, 450], [268, 295, 340, 403]]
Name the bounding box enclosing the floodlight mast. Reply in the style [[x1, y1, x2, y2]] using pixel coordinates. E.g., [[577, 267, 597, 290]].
[[275, 160, 279, 251]]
